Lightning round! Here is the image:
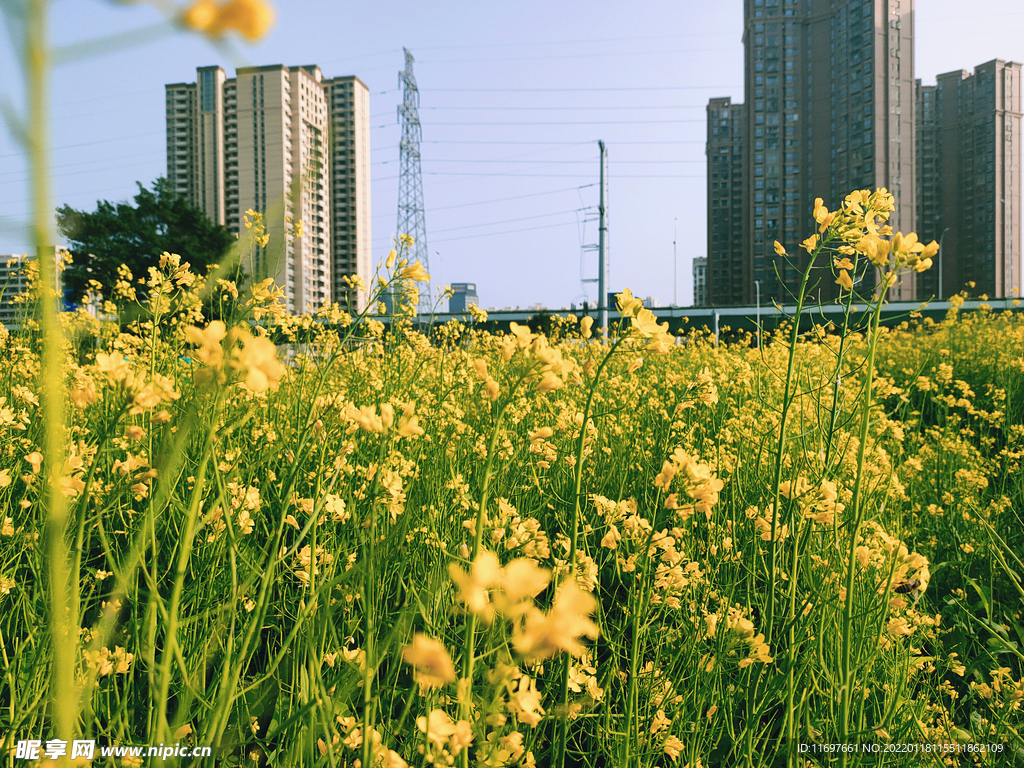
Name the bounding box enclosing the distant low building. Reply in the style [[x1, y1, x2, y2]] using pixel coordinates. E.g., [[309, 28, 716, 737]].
[[449, 282, 479, 313], [0, 254, 64, 328], [0, 255, 28, 327], [605, 291, 659, 310]]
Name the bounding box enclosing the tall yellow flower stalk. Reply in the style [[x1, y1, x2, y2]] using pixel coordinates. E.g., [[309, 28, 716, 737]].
[[14, 0, 277, 750], [23, 0, 78, 746]]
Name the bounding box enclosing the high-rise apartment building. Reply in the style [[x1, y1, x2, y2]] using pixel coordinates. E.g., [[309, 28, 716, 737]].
[[706, 98, 747, 305], [324, 77, 372, 309], [916, 60, 1021, 299], [165, 65, 371, 313], [707, 0, 916, 305], [691, 256, 708, 306], [915, 80, 940, 297]]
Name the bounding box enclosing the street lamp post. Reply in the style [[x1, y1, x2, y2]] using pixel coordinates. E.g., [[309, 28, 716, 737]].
[[755, 279, 761, 348], [673, 218, 678, 307], [938, 227, 951, 300]]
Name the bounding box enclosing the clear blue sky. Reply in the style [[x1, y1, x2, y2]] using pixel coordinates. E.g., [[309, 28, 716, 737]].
[[1, 1, 1022, 309]]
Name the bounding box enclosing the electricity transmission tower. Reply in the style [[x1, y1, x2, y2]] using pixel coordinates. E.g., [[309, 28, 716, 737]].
[[396, 47, 431, 316]]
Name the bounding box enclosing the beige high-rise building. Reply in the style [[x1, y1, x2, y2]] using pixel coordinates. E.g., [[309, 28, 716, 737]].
[[325, 77, 372, 310], [165, 64, 371, 313]]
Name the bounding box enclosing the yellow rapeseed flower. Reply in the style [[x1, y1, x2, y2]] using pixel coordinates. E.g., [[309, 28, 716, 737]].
[[536, 371, 563, 393], [800, 234, 819, 253], [25, 451, 43, 474], [579, 316, 594, 339], [529, 426, 553, 442], [95, 351, 132, 385], [615, 288, 643, 318], [181, 0, 218, 32], [856, 234, 891, 268], [236, 335, 285, 392], [512, 582, 599, 662], [181, 0, 276, 41], [448, 551, 502, 621], [401, 634, 457, 688], [401, 261, 430, 283]]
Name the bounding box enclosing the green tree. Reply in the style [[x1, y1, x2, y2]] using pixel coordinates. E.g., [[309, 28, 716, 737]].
[[56, 177, 235, 303]]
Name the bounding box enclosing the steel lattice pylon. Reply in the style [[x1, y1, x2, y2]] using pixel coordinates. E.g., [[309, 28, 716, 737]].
[[396, 48, 431, 316]]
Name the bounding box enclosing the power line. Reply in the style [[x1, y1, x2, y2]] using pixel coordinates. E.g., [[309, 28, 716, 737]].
[[422, 140, 705, 145], [370, 184, 597, 218], [49, 99, 165, 123], [425, 86, 740, 92], [431, 208, 585, 235], [0, 131, 163, 160], [424, 140, 589, 145], [420, 46, 738, 65], [420, 105, 705, 111], [413, 31, 734, 51], [0, 181, 154, 207], [433, 220, 579, 244], [375, 136, 603, 172], [415, 119, 706, 126], [421, 159, 703, 165], [422, 171, 704, 179], [0, 150, 157, 179], [376, 158, 702, 168], [0, 159, 159, 185], [52, 88, 155, 107], [44, 83, 397, 113]]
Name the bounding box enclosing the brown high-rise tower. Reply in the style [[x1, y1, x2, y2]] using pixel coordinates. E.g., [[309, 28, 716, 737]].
[[917, 60, 1022, 299], [707, 0, 916, 306]]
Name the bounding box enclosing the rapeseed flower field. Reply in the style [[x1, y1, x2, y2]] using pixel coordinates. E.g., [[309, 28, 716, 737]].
[[3, 3, 1023, 765], [1, 190, 1023, 767]]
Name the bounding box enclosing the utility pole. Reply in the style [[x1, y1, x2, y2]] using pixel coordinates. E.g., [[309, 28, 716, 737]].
[[598, 140, 608, 336]]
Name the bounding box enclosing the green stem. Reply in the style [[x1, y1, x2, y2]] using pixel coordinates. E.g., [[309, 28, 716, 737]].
[[458, 399, 509, 768], [154, 400, 219, 742], [784, 520, 811, 764], [838, 283, 887, 765], [361, 516, 376, 768], [555, 333, 626, 768], [766, 243, 822, 637]]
